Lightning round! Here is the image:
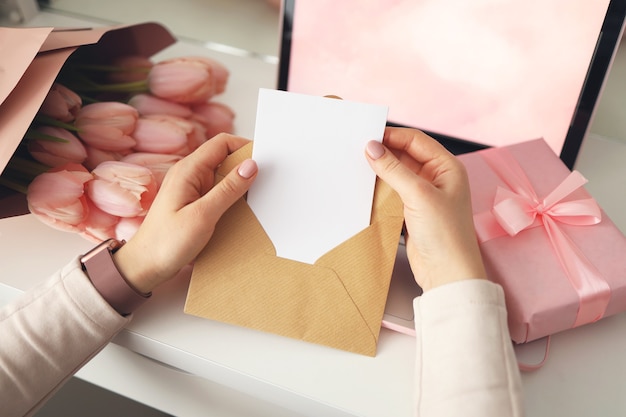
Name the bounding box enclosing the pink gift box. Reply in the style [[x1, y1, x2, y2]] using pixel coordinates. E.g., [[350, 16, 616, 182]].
[[458, 139, 626, 344]]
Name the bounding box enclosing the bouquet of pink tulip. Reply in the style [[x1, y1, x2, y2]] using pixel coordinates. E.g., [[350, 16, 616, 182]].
[[0, 53, 235, 243]]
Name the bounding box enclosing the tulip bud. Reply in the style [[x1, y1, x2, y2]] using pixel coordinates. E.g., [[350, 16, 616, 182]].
[[147, 57, 217, 104], [187, 56, 229, 95], [83, 145, 130, 171], [121, 152, 182, 185], [132, 114, 205, 155], [190, 101, 235, 139], [27, 163, 93, 233], [75, 102, 139, 151], [39, 83, 82, 122], [177, 119, 208, 155], [128, 93, 192, 118], [87, 161, 157, 217], [81, 200, 120, 242], [28, 127, 88, 167]]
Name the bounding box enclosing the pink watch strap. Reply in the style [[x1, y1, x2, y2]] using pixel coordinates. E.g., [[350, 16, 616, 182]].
[[81, 239, 151, 316]]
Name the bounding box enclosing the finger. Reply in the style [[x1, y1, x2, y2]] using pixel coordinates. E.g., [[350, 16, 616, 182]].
[[193, 159, 258, 225], [184, 133, 250, 174], [383, 127, 453, 167], [158, 134, 250, 205], [383, 128, 467, 191], [365, 140, 429, 201]]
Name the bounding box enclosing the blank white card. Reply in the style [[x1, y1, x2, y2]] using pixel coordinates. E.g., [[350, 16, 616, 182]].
[[247, 88, 388, 264]]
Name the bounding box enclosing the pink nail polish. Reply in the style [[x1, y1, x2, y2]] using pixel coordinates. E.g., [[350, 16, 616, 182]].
[[366, 140, 385, 160], [238, 159, 257, 179]]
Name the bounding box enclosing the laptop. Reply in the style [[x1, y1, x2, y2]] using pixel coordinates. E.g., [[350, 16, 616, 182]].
[[277, 0, 626, 335]]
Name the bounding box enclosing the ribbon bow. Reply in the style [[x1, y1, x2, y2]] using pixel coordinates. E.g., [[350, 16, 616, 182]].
[[492, 170, 602, 236], [474, 148, 610, 328]]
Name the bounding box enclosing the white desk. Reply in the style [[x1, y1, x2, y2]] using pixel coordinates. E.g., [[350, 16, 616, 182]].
[[3, 10, 626, 417]]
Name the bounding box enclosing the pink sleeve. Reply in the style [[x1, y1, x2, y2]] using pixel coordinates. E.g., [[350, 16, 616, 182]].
[[0, 257, 130, 417], [413, 279, 524, 417]]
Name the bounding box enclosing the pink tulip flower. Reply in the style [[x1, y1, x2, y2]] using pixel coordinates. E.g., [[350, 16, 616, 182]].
[[176, 119, 208, 155], [128, 93, 192, 118], [107, 55, 154, 83], [27, 126, 88, 167], [132, 114, 206, 155], [80, 200, 120, 243], [27, 163, 93, 233], [190, 101, 235, 138], [115, 216, 144, 241], [147, 57, 217, 104], [121, 152, 182, 185], [83, 145, 130, 171], [38, 83, 82, 122], [87, 161, 157, 218], [189, 56, 229, 95], [75, 102, 139, 152]]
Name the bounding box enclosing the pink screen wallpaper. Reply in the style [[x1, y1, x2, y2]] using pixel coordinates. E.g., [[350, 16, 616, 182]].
[[287, 0, 611, 153]]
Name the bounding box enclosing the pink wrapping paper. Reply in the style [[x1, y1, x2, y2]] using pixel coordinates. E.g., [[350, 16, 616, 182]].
[[459, 139, 626, 343]]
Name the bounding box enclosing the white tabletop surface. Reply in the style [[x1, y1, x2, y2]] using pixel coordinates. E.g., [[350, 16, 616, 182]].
[[3, 7, 626, 417]]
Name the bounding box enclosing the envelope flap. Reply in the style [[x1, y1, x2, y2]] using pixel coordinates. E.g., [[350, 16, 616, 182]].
[[315, 215, 404, 340]]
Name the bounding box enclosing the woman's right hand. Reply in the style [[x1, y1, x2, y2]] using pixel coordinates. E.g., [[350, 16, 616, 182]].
[[365, 127, 486, 292]]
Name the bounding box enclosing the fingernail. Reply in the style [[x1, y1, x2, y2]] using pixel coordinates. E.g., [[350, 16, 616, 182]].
[[238, 159, 257, 179], [366, 140, 385, 160]]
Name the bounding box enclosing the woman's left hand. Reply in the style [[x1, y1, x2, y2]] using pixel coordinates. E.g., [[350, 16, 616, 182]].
[[113, 133, 258, 293]]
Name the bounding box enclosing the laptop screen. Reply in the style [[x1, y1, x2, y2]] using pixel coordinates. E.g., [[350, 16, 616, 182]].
[[278, 0, 626, 168]]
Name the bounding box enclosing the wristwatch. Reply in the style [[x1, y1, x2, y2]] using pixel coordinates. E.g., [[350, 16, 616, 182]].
[[80, 238, 151, 316]]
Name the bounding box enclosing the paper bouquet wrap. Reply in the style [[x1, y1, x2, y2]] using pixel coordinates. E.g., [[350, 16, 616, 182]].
[[0, 22, 176, 218]]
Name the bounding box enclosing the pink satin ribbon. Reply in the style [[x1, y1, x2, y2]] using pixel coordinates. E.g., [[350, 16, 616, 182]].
[[473, 148, 610, 327]]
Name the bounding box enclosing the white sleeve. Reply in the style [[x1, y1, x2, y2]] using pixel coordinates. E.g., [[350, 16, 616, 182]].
[[413, 279, 524, 417], [0, 257, 130, 417]]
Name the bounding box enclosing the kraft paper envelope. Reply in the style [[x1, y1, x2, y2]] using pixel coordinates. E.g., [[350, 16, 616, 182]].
[[185, 143, 404, 356]]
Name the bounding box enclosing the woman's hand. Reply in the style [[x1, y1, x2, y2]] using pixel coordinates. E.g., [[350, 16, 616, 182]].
[[365, 127, 485, 291], [113, 133, 258, 293]]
